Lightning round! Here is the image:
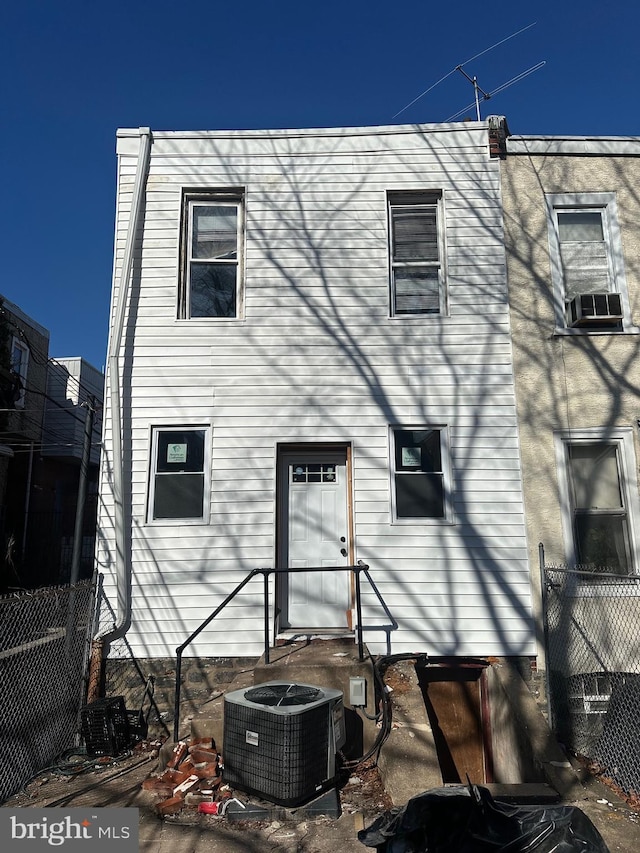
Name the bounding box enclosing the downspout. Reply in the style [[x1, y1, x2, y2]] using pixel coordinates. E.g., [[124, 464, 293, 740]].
[[93, 128, 151, 662]]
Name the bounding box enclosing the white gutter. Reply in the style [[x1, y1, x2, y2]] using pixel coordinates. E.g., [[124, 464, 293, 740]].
[[97, 127, 151, 644]]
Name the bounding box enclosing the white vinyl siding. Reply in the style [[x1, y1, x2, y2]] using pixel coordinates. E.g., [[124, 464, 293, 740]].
[[98, 122, 533, 659]]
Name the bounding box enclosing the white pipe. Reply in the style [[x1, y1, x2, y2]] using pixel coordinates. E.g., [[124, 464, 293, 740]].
[[97, 127, 151, 644]]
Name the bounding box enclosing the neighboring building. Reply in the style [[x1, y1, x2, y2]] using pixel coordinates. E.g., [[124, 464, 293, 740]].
[[0, 296, 104, 589], [26, 358, 104, 584], [0, 297, 50, 589], [500, 129, 640, 665], [97, 120, 534, 664]]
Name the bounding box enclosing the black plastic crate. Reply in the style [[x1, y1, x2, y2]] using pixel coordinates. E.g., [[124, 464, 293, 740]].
[[81, 697, 131, 757]]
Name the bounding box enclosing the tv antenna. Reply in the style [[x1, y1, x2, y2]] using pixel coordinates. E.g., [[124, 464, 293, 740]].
[[392, 22, 544, 122]]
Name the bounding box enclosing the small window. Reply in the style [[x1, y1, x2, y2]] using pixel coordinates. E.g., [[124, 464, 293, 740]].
[[180, 191, 244, 319], [149, 427, 208, 522], [547, 193, 635, 332], [388, 192, 445, 316], [391, 427, 448, 519], [10, 338, 29, 408]]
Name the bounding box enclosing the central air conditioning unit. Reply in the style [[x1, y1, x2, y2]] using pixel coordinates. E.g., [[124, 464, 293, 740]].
[[567, 292, 623, 327], [222, 681, 346, 806]]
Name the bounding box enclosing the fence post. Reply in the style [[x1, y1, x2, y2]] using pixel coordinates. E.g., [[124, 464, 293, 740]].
[[538, 542, 554, 728]]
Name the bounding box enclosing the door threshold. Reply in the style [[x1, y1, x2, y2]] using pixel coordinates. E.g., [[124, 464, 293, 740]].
[[275, 631, 355, 646]]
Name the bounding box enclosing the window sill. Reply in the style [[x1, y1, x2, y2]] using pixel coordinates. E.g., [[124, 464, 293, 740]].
[[553, 325, 640, 337], [145, 518, 210, 527], [388, 313, 450, 321], [176, 317, 245, 324], [391, 516, 455, 526]]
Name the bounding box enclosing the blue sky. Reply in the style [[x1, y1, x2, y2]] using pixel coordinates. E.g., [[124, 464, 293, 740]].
[[1, 0, 638, 372]]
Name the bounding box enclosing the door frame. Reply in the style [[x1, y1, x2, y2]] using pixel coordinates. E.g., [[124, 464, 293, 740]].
[[275, 442, 355, 633]]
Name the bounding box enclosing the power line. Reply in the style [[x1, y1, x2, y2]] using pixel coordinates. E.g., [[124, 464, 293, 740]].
[[392, 22, 537, 120]]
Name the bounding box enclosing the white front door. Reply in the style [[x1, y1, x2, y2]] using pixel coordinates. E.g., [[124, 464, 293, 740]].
[[280, 451, 351, 629]]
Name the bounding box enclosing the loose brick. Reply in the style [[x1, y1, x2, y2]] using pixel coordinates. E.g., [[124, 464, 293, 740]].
[[156, 795, 184, 816], [188, 737, 215, 752], [173, 774, 200, 797], [141, 777, 175, 796], [188, 746, 219, 765], [166, 741, 189, 768]]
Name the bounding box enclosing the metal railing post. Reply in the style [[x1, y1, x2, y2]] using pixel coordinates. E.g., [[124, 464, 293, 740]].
[[263, 570, 271, 664], [173, 652, 183, 742], [355, 563, 364, 661]]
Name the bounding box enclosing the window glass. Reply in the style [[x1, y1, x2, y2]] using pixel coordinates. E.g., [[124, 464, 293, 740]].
[[566, 441, 630, 573], [393, 428, 445, 518], [181, 193, 243, 319], [389, 194, 443, 316], [192, 206, 237, 260], [557, 211, 604, 243], [151, 429, 206, 521]]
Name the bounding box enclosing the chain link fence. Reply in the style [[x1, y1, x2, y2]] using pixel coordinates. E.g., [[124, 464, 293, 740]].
[[0, 579, 97, 803], [543, 561, 640, 797]]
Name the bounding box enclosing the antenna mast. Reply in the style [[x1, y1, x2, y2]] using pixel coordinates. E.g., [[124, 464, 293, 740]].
[[455, 66, 490, 121]]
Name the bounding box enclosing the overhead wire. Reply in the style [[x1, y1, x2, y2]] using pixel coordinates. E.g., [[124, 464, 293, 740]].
[[392, 22, 537, 119]]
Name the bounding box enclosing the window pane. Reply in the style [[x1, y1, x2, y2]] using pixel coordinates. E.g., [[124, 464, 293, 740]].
[[569, 444, 623, 509], [156, 430, 205, 473], [154, 473, 205, 519], [190, 264, 237, 317], [560, 242, 610, 299], [395, 473, 444, 518], [393, 208, 438, 261], [394, 269, 440, 314], [558, 211, 604, 243], [192, 206, 237, 260], [394, 429, 442, 472], [574, 514, 629, 573]]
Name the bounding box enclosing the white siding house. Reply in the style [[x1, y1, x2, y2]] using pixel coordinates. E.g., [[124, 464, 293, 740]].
[[97, 120, 534, 662]]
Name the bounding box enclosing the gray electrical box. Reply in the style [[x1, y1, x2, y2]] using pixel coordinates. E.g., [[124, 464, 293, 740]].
[[349, 676, 366, 706]]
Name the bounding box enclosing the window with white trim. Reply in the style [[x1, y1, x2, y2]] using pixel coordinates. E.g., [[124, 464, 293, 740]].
[[555, 429, 640, 574], [391, 427, 450, 520], [388, 192, 445, 316], [180, 190, 244, 319], [148, 427, 209, 522], [546, 193, 634, 332], [10, 338, 29, 408]]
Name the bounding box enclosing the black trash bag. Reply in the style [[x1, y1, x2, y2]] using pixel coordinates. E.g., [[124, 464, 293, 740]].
[[358, 784, 609, 853]]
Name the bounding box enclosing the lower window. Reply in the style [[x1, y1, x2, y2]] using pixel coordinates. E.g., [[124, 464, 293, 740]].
[[149, 427, 208, 521], [556, 430, 639, 574], [391, 427, 448, 519]]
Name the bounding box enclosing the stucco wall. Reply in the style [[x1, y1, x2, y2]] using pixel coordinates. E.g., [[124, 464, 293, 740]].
[[501, 146, 640, 661]]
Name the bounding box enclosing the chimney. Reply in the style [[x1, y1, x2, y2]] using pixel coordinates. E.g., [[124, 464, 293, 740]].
[[487, 115, 510, 159]]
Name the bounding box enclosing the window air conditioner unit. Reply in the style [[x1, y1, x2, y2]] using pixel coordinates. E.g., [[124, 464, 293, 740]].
[[568, 293, 623, 327], [222, 681, 346, 806]]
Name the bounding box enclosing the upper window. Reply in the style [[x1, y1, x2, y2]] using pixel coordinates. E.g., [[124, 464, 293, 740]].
[[388, 192, 445, 316], [148, 427, 209, 522], [546, 193, 635, 333], [391, 427, 450, 521], [10, 338, 29, 408], [180, 190, 244, 319], [555, 429, 640, 575]]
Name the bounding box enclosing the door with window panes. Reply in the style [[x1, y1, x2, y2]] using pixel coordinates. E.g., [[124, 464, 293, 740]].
[[278, 450, 351, 630]]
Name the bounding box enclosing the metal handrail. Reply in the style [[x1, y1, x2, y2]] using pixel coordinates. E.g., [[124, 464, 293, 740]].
[[172, 561, 396, 740]]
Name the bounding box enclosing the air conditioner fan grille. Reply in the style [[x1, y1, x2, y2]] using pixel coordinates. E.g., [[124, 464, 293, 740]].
[[245, 684, 322, 706]]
